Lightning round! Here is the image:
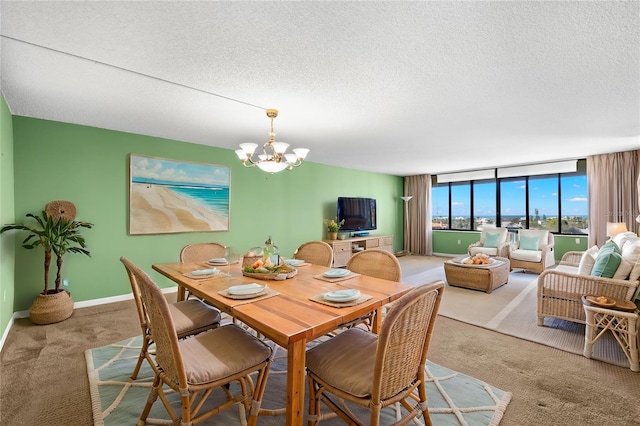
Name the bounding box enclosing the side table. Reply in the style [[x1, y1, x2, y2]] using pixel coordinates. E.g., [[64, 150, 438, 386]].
[[581, 296, 639, 372]]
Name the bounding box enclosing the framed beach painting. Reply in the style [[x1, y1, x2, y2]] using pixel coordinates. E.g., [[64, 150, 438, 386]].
[[129, 154, 230, 235]]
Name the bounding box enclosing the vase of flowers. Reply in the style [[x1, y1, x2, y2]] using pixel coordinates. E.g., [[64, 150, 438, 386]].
[[324, 217, 345, 240]]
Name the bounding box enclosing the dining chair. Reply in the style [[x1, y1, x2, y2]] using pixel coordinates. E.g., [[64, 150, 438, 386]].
[[120, 257, 272, 426], [120, 257, 222, 380], [180, 242, 227, 262], [306, 280, 444, 426], [342, 249, 402, 330], [293, 240, 334, 267]]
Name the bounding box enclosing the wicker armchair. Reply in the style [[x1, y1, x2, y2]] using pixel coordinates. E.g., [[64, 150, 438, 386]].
[[293, 241, 333, 267], [180, 242, 226, 262], [537, 251, 639, 326], [306, 281, 444, 426], [342, 249, 402, 330], [120, 258, 272, 426], [509, 229, 555, 273], [468, 226, 510, 257], [121, 257, 221, 380]]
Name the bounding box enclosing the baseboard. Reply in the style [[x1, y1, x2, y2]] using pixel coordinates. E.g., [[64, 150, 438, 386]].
[[0, 286, 178, 353]]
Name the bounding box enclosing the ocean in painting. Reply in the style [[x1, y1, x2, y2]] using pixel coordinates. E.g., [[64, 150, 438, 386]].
[[132, 178, 229, 219]]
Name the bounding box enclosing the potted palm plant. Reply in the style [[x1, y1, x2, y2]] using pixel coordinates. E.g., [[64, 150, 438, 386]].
[[0, 201, 93, 324]]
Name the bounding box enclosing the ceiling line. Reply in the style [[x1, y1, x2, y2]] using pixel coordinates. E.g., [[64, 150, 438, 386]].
[[0, 34, 268, 111]]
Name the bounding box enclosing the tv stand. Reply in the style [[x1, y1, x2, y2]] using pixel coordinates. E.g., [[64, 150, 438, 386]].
[[323, 235, 393, 267]]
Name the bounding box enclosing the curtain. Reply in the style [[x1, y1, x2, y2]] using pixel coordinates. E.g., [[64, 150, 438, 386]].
[[404, 175, 432, 255], [587, 150, 640, 247]]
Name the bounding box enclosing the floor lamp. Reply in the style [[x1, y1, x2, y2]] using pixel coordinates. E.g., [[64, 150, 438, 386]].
[[401, 196, 413, 256]]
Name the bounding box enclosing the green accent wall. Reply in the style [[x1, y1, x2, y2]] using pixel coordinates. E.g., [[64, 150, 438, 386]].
[[0, 96, 15, 334], [6, 116, 404, 314]]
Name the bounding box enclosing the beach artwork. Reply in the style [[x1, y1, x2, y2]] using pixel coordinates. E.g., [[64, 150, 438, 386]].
[[129, 155, 230, 234]]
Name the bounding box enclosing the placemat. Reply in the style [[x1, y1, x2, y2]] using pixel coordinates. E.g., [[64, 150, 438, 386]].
[[310, 293, 373, 308], [312, 272, 361, 282], [218, 287, 279, 302], [182, 272, 229, 280]]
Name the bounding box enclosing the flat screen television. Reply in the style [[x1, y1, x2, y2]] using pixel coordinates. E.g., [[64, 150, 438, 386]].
[[337, 197, 377, 232]]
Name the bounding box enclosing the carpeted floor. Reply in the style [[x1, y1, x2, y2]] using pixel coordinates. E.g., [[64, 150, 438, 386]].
[[86, 335, 512, 425], [403, 257, 629, 368]]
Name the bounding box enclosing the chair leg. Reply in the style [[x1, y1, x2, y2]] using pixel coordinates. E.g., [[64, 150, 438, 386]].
[[137, 373, 161, 425], [131, 334, 151, 380], [247, 362, 271, 426]]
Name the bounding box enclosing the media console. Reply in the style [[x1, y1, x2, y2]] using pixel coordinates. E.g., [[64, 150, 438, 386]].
[[323, 235, 394, 267]]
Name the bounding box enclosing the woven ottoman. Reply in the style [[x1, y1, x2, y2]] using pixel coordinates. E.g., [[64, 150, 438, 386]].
[[444, 256, 510, 293]]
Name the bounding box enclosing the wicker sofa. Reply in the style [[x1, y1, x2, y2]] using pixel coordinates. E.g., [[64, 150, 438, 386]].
[[537, 243, 640, 326]]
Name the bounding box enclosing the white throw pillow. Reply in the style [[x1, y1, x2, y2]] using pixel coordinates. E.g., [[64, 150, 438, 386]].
[[613, 258, 633, 280], [622, 241, 640, 282], [578, 245, 599, 276]]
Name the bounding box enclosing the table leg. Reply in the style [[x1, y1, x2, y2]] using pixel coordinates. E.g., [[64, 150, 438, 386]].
[[287, 338, 306, 425], [177, 285, 186, 302], [583, 310, 596, 358], [627, 316, 639, 372], [371, 307, 382, 334]]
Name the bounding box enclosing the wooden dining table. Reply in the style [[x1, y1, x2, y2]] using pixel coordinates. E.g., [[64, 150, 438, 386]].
[[152, 260, 413, 426]]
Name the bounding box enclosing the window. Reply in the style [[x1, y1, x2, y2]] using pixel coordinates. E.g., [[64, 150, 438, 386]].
[[432, 184, 449, 229], [432, 160, 588, 234], [473, 180, 496, 228]]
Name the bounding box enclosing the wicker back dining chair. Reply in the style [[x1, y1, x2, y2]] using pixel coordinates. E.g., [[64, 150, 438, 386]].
[[293, 241, 334, 267], [342, 249, 402, 329], [120, 257, 272, 426], [346, 248, 402, 281], [306, 281, 444, 426], [121, 257, 222, 380], [180, 242, 227, 262]]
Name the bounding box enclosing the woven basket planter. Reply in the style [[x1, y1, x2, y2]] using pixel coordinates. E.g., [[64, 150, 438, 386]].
[[29, 290, 74, 325]]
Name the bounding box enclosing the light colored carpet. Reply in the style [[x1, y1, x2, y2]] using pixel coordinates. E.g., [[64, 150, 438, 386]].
[[401, 256, 630, 369], [86, 336, 512, 426]]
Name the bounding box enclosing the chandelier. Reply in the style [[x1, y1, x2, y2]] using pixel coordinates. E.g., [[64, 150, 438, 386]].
[[235, 109, 309, 173]]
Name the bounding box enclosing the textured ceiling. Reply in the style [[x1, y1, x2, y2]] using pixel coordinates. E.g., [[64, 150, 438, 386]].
[[1, 1, 638, 176]]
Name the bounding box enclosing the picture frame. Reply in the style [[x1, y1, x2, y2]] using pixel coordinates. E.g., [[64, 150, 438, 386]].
[[129, 154, 230, 235]]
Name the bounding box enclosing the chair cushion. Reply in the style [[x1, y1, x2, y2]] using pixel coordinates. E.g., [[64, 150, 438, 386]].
[[170, 299, 221, 336], [520, 236, 539, 251], [306, 328, 377, 398], [622, 241, 640, 282], [180, 324, 271, 386], [578, 246, 599, 276], [510, 249, 542, 263], [469, 246, 498, 256], [484, 232, 500, 248], [612, 232, 637, 251], [519, 229, 549, 250]]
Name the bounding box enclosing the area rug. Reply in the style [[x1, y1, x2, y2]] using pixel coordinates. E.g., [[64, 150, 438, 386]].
[[401, 258, 630, 369], [86, 336, 512, 426]]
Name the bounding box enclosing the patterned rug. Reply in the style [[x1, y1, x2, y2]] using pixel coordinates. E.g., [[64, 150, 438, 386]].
[[86, 336, 512, 425]]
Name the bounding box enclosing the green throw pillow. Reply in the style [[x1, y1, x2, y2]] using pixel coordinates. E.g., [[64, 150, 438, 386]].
[[600, 241, 621, 255], [591, 251, 622, 278], [520, 235, 539, 251], [484, 233, 500, 248]]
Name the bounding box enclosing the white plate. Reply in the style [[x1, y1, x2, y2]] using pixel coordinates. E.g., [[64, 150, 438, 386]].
[[323, 289, 361, 302], [191, 268, 219, 276], [208, 258, 228, 264], [228, 283, 266, 295], [323, 269, 350, 278], [285, 259, 305, 266]]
